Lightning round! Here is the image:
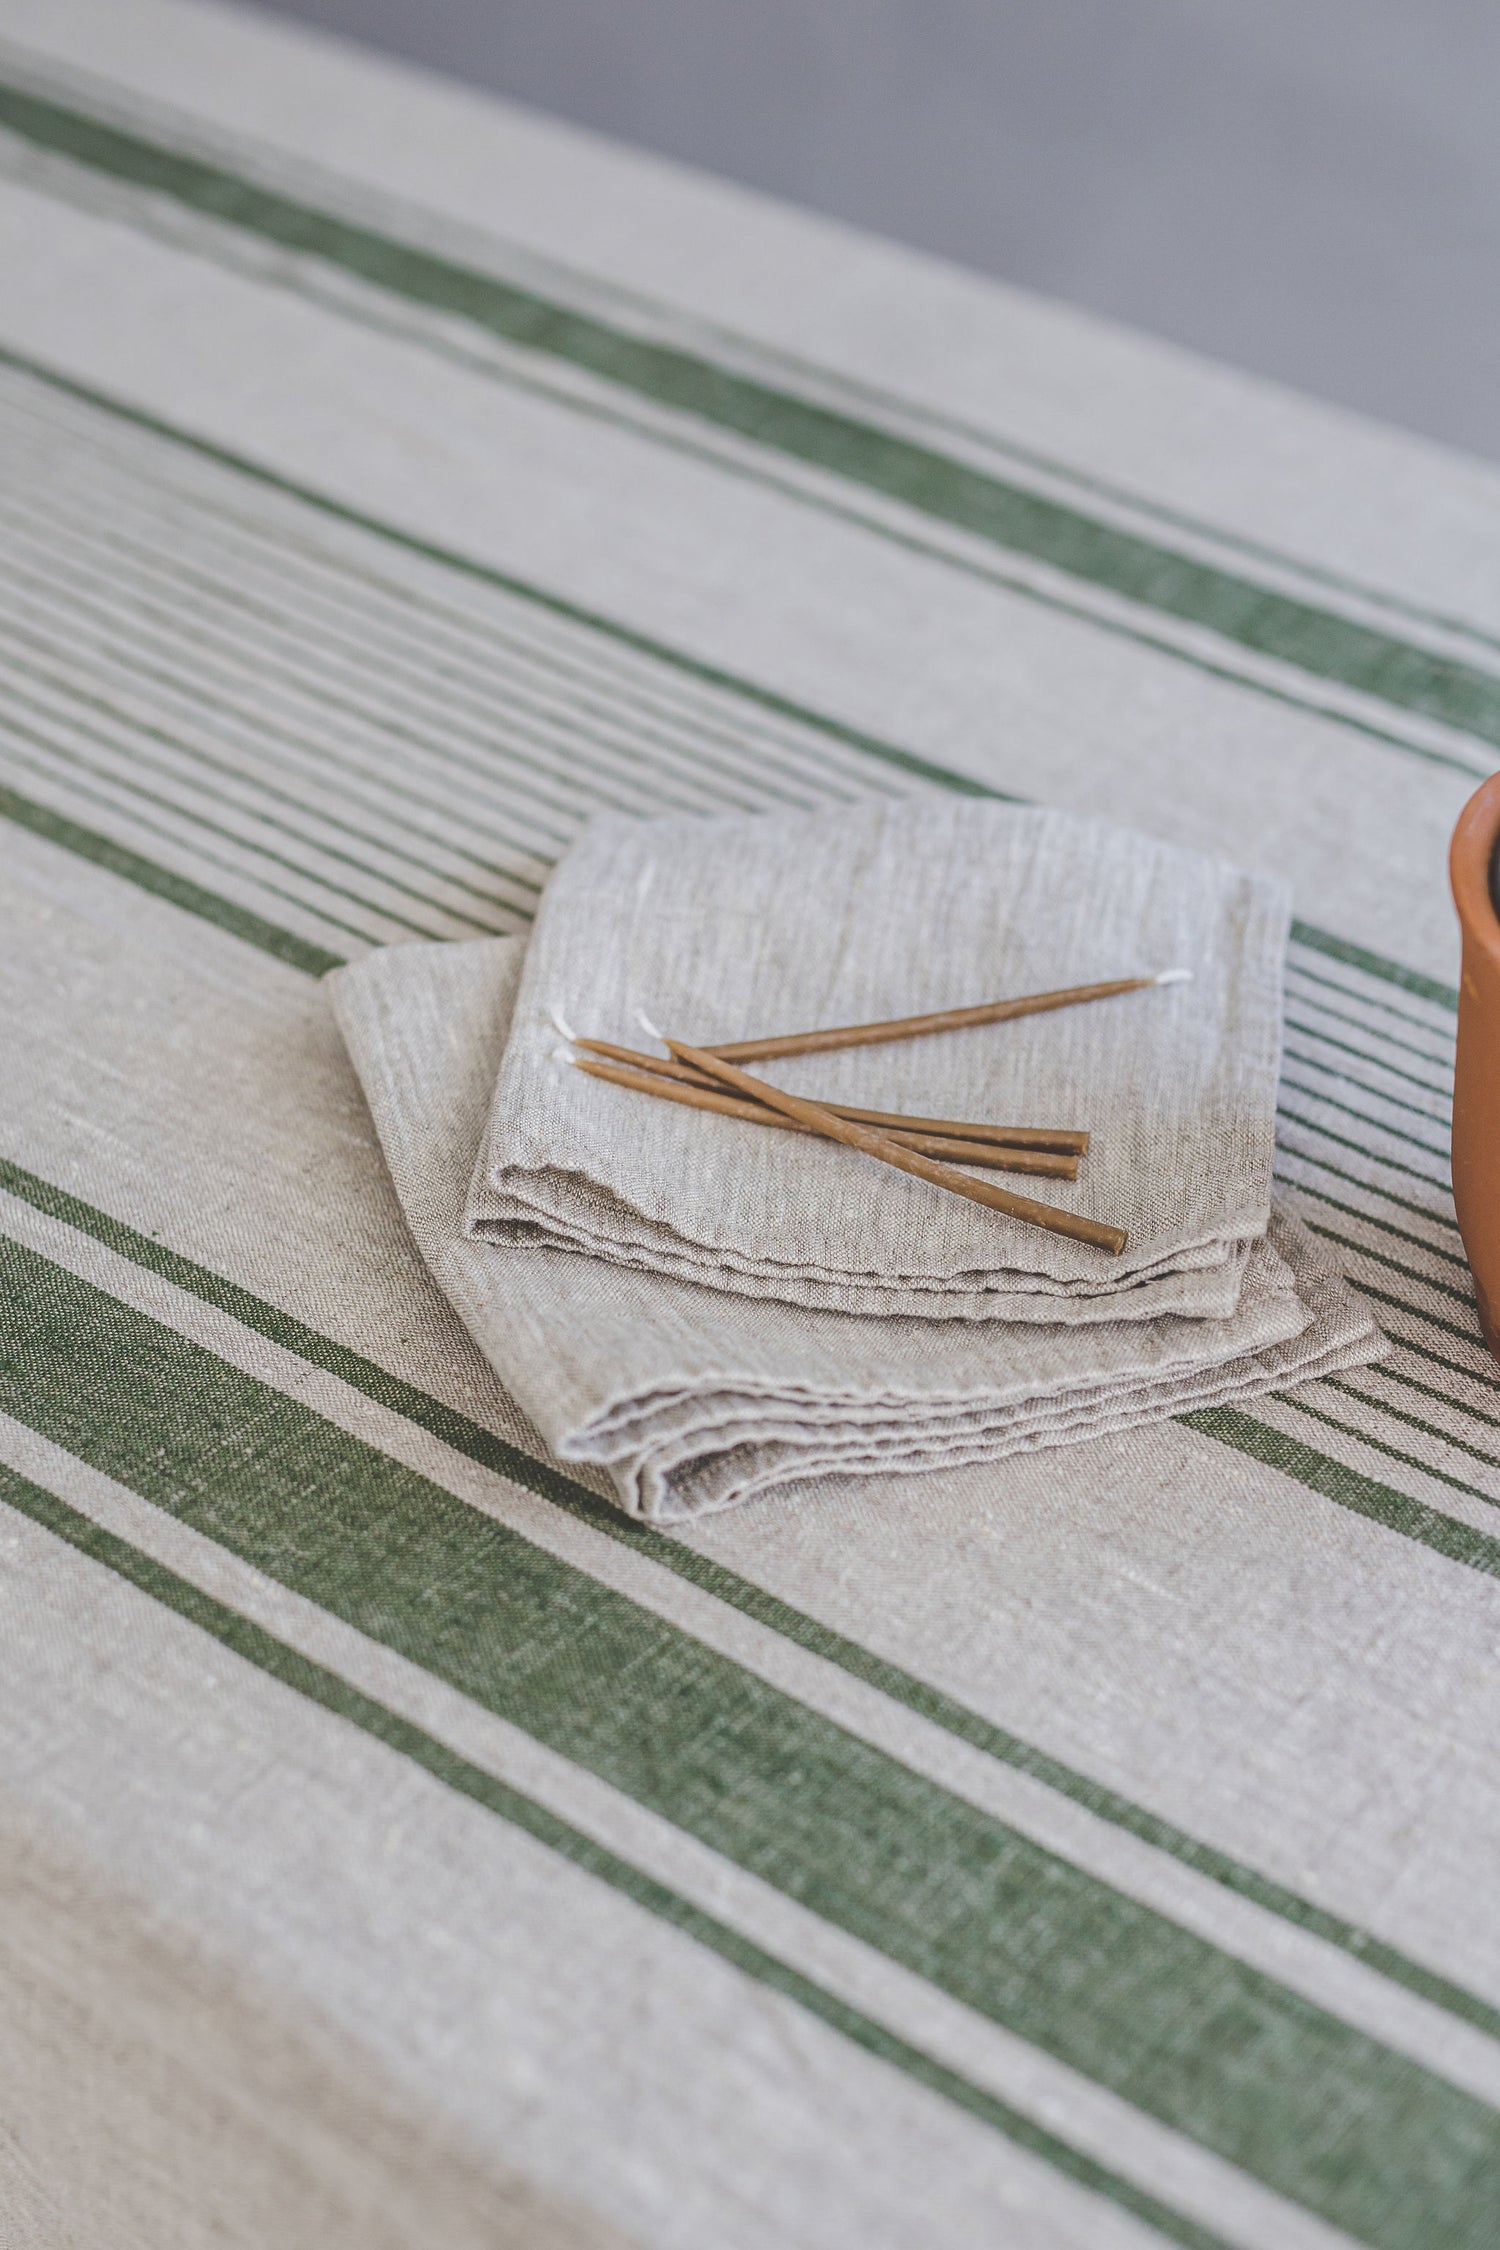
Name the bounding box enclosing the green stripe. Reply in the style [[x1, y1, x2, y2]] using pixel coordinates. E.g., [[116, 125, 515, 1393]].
[[0, 467, 849, 821], [0, 771, 341, 972], [32, 51, 1492, 672], [1182, 1407, 1500, 1577], [1279, 1390, 1500, 1512], [1275, 1143, 1458, 1233], [1391, 1332, 1500, 1396], [1287, 961, 1457, 1045], [0, 704, 443, 940], [1280, 1068, 1451, 1148], [0, 540, 685, 840], [28, 175, 1486, 787], [0, 611, 550, 906], [1283, 984, 1456, 1068], [601, 299, 1500, 659], [0, 1460, 1233, 2250], [4, 81, 1500, 765], [0, 663, 509, 932], [1302, 1206, 1469, 1296], [1289, 922, 1458, 1013], [1304, 1218, 1475, 1308], [2, 1229, 1497, 2244], [1283, 1022, 1452, 1104], [20, 450, 1475, 985], [1377, 1363, 1500, 1437], [0, 398, 896, 810], [0, 346, 988, 803], [5, 1151, 1497, 2050], [1281, 1063, 1450, 1139], [0, 340, 1458, 1017], [1354, 1278, 1495, 1357], [1277, 1095, 1450, 1182], [1, 738, 383, 949], [1326, 1374, 1500, 1479], [13, 147, 1496, 797], [1285, 1179, 1468, 1271]]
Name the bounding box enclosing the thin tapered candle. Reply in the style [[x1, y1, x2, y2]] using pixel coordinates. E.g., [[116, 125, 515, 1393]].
[[572, 1058, 1079, 1177], [701, 970, 1191, 1065], [661, 1038, 1128, 1255], [572, 1037, 1088, 1155]]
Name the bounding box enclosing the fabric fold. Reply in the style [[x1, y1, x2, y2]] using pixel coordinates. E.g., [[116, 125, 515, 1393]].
[[328, 933, 1385, 1522], [465, 800, 1291, 1320]]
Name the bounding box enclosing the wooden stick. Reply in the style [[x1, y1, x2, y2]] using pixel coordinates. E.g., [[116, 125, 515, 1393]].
[[700, 972, 1188, 1065], [662, 1039, 1129, 1255], [573, 1059, 1080, 1176], [573, 1038, 1088, 1155]]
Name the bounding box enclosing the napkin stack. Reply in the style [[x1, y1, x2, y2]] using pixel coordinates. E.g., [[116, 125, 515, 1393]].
[[329, 800, 1384, 1520]]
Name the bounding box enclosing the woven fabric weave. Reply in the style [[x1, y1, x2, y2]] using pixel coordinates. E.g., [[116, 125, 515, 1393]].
[[467, 801, 1292, 1317], [331, 933, 1383, 1518], [2, 4, 1496, 2245]]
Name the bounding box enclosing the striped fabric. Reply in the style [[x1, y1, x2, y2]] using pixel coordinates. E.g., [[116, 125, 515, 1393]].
[[1, 4, 1498, 2244]]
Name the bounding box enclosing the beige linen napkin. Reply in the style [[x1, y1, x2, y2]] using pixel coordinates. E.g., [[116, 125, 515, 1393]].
[[465, 800, 1289, 1320], [328, 935, 1384, 1522]]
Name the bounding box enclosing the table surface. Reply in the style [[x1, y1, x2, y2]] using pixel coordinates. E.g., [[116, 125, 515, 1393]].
[[1, 4, 1499, 2246], [239, 0, 1500, 464]]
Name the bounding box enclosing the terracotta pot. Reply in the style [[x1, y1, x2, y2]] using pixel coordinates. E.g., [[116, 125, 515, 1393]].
[[1450, 769, 1500, 1363]]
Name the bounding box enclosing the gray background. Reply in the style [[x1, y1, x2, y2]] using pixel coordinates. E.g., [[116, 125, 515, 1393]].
[[240, 0, 1500, 463]]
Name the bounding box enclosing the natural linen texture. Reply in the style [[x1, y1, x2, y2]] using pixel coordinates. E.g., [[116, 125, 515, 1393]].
[[330, 935, 1384, 1519], [466, 799, 1292, 1320], [9, 6, 1498, 2247]]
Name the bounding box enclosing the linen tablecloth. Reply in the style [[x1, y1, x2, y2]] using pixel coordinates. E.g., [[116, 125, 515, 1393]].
[[1, 5, 1498, 2244]]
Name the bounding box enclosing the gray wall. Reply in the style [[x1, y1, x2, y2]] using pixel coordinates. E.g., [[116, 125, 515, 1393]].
[[241, 0, 1500, 462]]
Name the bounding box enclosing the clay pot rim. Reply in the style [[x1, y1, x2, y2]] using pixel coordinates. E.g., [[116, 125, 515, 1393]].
[[1450, 770, 1500, 977]]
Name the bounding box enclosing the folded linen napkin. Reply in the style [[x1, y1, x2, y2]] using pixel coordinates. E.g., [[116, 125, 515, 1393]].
[[465, 800, 1290, 1321], [328, 934, 1385, 1522]]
